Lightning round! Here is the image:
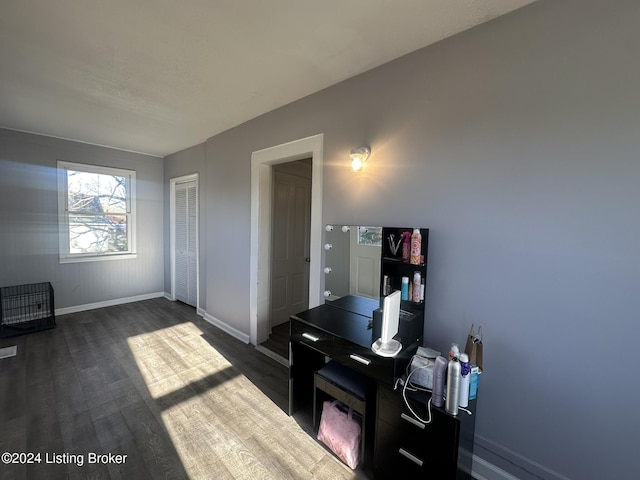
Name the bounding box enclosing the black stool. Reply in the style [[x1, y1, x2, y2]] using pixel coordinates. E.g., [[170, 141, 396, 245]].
[[313, 361, 373, 467]]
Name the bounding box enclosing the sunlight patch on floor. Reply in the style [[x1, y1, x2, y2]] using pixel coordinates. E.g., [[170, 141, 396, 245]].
[[126, 319, 361, 479], [0, 345, 17, 359], [127, 321, 231, 389]]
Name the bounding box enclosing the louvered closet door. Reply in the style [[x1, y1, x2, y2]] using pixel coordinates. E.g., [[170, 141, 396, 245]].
[[175, 180, 197, 307]]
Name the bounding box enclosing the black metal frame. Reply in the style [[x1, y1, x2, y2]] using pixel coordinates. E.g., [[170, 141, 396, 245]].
[[0, 282, 56, 338]]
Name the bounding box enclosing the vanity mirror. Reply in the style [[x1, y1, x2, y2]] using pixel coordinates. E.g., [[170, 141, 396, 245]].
[[323, 225, 382, 302], [323, 225, 429, 313]]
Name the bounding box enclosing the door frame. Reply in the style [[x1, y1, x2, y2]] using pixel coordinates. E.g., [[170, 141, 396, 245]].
[[250, 134, 323, 346], [270, 161, 312, 329], [169, 173, 199, 308]]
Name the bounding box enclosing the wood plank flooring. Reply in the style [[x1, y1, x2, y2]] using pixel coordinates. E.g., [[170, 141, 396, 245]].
[[0, 298, 367, 480]]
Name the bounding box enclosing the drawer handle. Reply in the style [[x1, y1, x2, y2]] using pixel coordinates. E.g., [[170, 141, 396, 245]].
[[349, 354, 371, 366], [398, 448, 424, 467], [401, 413, 426, 429], [302, 333, 319, 342]]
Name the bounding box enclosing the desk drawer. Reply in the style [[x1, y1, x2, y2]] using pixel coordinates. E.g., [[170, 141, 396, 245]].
[[290, 320, 333, 357], [332, 338, 394, 384], [380, 409, 454, 459], [377, 385, 458, 468], [375, 418, 457, 477]]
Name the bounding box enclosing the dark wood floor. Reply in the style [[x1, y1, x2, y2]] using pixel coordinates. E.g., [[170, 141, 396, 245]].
[[0, 298, 366, 480]]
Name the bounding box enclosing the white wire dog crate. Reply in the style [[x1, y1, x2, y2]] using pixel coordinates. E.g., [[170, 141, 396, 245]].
[[0, 282, 56, 338]]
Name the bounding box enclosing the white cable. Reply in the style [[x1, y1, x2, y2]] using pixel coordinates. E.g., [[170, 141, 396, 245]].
[[402, 364, 433, 424], [400, 354, 474, 424], [405, 354, 433, 393]]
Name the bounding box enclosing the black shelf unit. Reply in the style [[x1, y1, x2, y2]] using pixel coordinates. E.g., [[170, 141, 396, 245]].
[[379, 227, 429, 312]]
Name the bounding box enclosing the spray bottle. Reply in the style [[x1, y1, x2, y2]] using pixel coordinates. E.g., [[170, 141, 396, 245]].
[[402, 231, 411, 263], [410, 228, 422, 265], [445, 357, 461, 416], [432, 356, 447, 407], [412, 271, 421, 303], [459, 353, 471, 408]]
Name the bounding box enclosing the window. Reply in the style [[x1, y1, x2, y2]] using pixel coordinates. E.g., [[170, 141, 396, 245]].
[[57, 161, 136, 263], [356, 226, 382, 246]]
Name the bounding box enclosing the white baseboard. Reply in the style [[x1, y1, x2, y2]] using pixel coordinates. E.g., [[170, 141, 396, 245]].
[[55, 294, 250, 344], [55, 292, 165, 316], [472, 454, 521, 480], [202, 312, 250, 344]]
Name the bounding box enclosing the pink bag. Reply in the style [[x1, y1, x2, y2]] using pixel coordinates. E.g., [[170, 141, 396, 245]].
[[317, 400, 362, 469]]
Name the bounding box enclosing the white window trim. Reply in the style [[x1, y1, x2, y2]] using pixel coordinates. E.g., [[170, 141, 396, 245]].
[[57, 160, 137, 263]]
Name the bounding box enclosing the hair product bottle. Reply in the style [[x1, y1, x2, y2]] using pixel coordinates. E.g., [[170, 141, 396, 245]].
[[449, 343, 460, 360], [410, 228, 421, 265], [446, 358, 461, 416], [401, 276, 409, 300], [382, 275, 391, 296], [432, 356, 447, 407], [458, 353, 471, 408], [402, 231, 411, 263], [412, 272, 421, 302]]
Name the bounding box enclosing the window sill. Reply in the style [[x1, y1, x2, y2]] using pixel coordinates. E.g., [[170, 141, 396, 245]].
[[59, 253, 138, 264]]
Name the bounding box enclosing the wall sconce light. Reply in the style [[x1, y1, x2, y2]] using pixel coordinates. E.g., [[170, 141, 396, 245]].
[[350, 146, 370, 171]]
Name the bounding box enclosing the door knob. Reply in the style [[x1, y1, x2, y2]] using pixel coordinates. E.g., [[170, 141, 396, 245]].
[[305, 257, 310, 263]]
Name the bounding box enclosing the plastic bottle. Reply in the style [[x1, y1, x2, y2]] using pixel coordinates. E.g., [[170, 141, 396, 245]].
[[412, 272, 421, 303], [400, 276, 409, 300], [445, 358, 461, 416], [432, 356, 447, 407], [449, 343, 460, 360], [402, 231, 411, 263], [410, 228, 422, 265], [469, 366, 480, 400], [458, 353, 470, 408]]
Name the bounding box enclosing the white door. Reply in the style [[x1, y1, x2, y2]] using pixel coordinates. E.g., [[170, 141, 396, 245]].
[[175, 180, 197, 307], [270, 161, 311, 328]]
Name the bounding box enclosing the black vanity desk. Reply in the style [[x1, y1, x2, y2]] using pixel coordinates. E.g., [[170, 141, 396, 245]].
[[288, 296, 419, 415], [288, 295, 475, 479]]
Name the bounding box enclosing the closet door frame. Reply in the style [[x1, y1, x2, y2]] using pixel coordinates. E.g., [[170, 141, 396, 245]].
[[169, 173, 199, 307]]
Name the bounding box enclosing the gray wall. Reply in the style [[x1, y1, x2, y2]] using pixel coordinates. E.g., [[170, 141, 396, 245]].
[[169, 1, 639, 478], [0, 129, 164, 309]]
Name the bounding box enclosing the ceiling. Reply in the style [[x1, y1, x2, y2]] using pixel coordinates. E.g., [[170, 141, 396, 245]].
[[0, 0, 536, 157]]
